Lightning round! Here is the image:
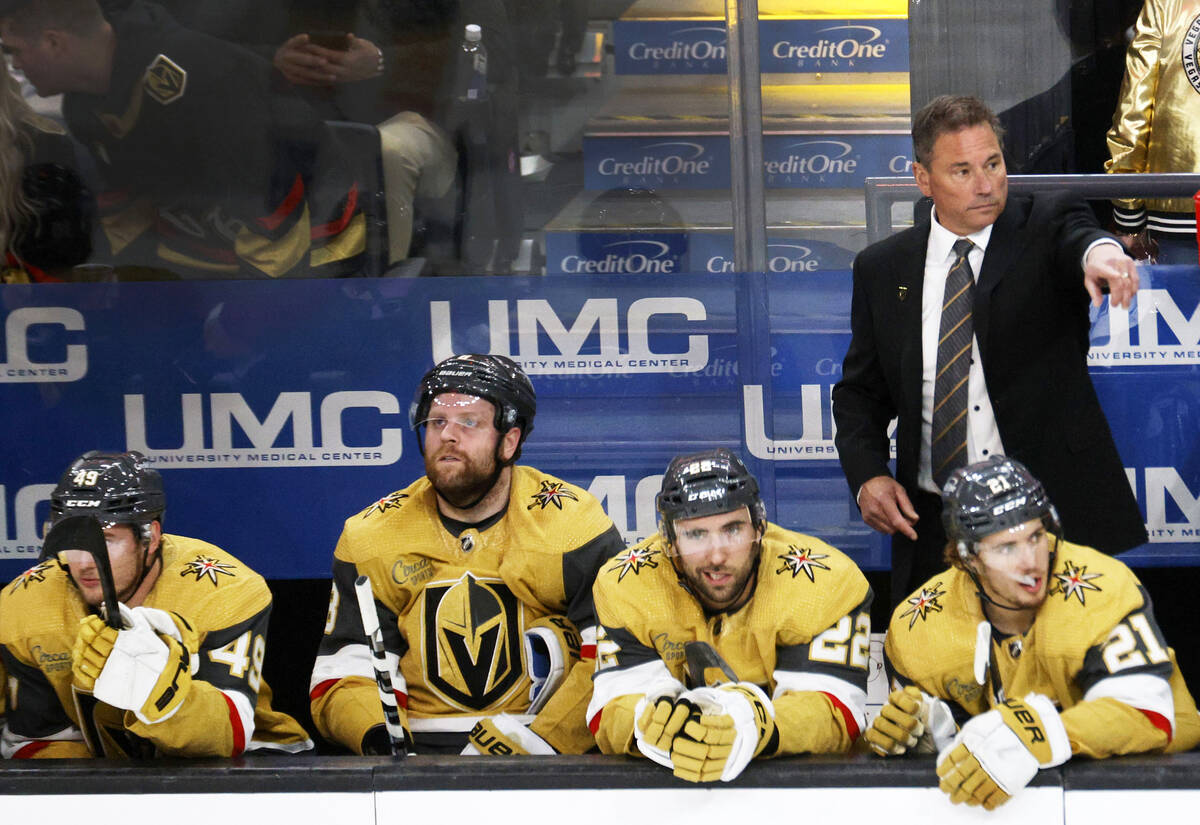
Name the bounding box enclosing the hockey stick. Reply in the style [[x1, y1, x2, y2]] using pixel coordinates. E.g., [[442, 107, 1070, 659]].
[[353, 574, 409, 756], [684, 640, 738, 687], [42, 515, 122, 629]]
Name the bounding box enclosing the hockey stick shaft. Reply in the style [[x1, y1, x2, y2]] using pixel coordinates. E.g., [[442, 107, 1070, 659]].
[[684, 640, 739, 687], [353, 574, 408, 756], [43, 515, 123, 629]]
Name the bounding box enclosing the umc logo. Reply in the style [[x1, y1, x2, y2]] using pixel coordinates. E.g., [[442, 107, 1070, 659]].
[[1089, 289, 1200, 365], [1141, 467, 1200, 541], [586, 474, 664, 546], [429, 297, 710, 375], [743, 383, 840, 460], [0, 307, 87, 382], [0, 483, 54, 559], [124, 391, 405, 467]]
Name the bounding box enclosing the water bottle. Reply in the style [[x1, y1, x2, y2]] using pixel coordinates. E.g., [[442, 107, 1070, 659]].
[[458, 24, 488, 103]]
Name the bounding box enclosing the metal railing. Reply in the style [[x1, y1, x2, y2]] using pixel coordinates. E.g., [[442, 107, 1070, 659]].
[[864, 173, 1200, 245]]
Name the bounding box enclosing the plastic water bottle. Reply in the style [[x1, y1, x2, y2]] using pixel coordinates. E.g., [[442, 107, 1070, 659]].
[[459, 24, 488, 102]]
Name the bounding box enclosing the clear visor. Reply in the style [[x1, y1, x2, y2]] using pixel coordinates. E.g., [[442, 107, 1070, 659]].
[[418, 395, 490, 433], [668, 513, 757, 557], [973, 516, 1057, 559]]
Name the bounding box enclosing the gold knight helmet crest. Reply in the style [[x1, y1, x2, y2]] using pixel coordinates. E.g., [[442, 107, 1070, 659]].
[[144, 54, 187, 105]]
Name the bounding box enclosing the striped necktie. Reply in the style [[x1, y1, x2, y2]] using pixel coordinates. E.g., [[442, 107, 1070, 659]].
[[932, 238, 976, 489]]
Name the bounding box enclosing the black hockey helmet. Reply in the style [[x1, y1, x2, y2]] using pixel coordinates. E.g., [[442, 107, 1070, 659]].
[[941, 455, 1060, 561], [48, 450, 165, 528], [657, 448, 766, 546], [410, 354, 537, 458]]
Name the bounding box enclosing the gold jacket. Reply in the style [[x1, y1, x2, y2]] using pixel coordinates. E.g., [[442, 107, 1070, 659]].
[[1105, 0, 1200, 231]]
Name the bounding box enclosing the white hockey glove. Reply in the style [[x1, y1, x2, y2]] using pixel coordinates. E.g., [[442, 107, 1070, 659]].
[[936, 693, 1071, 810], [72, 604, 199, 725], [461, 713, 557, 755], [865, 685, 957, 756], [523, 615, 581, 714], [670, 682, 777, 783]]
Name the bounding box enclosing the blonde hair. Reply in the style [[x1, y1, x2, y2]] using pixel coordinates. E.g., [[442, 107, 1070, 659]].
[[0, 61, 63, 257]]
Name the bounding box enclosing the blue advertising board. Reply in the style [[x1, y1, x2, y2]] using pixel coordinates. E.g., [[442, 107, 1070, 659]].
[[583, 134, 911, 191], [543, 232, 856, 275], [611, 18, 909, 75], [2, 266, 1198, 583]]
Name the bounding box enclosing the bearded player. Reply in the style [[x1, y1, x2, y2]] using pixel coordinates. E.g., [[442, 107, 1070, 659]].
[[0, 451, 312, 758], [310, 354, 624, 755], [587, 449, 873, 782], [866, 455, 1200, 810]]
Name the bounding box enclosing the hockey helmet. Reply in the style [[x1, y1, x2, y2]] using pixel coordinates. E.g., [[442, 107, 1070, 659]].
[[410, 354, 536, 457], [657, 448, 766, 545], [941, 455, 1060, 559], [48, 450, 165, 528]]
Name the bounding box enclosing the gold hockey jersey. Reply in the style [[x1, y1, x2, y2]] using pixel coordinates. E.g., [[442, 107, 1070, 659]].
[[886, 542, 1200, 757], [588, 525, 872, 758], [309, 466, 624, 754], [0, 535, 312, 759], [1105, 0, 1200, 230]]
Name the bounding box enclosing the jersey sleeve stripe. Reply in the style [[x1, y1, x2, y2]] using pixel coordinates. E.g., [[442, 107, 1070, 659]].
[[774, 670, 868, 736], [1140, 709, 1174, 743], [12, 741, 52, 759], [256, 174, 306, 232], [822, 691, 862, 741], [219, 691, 248, 756], [1083, 672, 1176, 735], [311, 184, 359, 239]]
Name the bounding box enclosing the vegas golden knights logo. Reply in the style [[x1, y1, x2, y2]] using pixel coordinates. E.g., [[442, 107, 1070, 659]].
[[144, 54, 187, 105], [422, 572, 524, 710]]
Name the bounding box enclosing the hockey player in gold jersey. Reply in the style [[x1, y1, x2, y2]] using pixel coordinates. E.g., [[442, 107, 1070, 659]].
[[310, 354, 625, 755], [0, 451, 312, 759], [867, 456, 1200, 810], [587, 449, 873, 782]]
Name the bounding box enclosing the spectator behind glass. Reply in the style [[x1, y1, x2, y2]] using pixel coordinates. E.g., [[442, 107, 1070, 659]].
[[0, 0, 367, 279], [1106, 0, 1200, 265], [0, 57, 93, 282], [148, 0, 457, 267]]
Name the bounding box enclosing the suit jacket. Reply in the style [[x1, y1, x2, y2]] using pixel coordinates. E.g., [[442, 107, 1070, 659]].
[[832, 192, 1147, 554]]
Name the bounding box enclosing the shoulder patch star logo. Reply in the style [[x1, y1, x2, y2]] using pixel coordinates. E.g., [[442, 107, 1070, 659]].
[[527, 480, 579, 511], [8, 561, 53, 593], [1052, 560, 1103, 605], [180, 555, 236, 586], [608, 546, 659, 581], [776, 545, 831, 582], [899, 581, 946, 629], [363, 491, 409, 519]]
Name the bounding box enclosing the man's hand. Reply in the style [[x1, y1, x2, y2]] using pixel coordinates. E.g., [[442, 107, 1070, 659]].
[[273, 34, 337, 86], [667, 683, 777, 783], [1084, 242, 1139, 310], [317, 35, 383, 83], [858, 475, 918, 540]]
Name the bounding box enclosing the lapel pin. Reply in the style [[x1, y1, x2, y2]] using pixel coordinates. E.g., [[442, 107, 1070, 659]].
[[897, 285, 909, 301]]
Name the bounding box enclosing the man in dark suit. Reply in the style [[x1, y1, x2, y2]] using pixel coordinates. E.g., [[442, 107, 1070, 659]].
[[832, 95, 1146, 605]]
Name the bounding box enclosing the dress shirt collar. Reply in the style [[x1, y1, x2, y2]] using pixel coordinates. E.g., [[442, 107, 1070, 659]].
[[928, 205, 995, 263]]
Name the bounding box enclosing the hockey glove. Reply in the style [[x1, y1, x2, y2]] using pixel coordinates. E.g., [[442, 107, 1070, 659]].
[[936, 693, 1071, 810], [462, 712, 557, 755], [632, 685, 686, 769], [865, 686, 957, 756], [670, 682, 777, 782], [73, 604, 198, 725], [524, 615, 582, 714]]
